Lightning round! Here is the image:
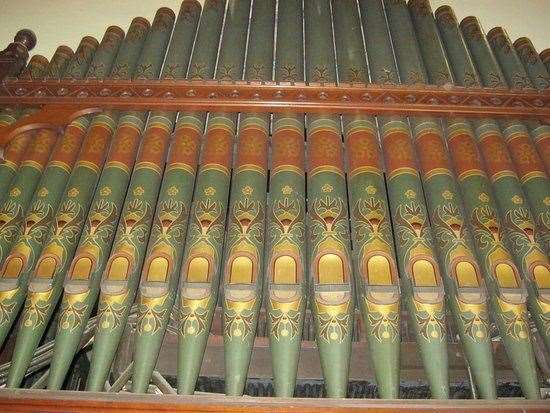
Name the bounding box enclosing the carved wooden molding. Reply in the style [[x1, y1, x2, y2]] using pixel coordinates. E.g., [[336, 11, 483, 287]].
[[1, 79, 548, 148], [0, 389, 547, 413]]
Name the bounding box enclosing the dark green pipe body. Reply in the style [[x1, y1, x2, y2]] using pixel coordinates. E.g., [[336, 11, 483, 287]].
[[359, 0, 449, 399], [434, 6, 541, 399], [176, 0, 250, 395], [461, 17, 550, 358], [221, 0, 274, 396], [304, 0, 354, 398], [389, 0, 496, 398], [332, 0, 401, 399], [84, 9, 180, 392], [5, 20, 155, 388], [129, 0, 203, 393], [267, 0, 307, 397]]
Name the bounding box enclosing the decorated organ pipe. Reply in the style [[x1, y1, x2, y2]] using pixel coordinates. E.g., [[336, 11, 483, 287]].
[[266, 0, 307, 398], [130, 0, 202, 394], [304, 0, 355, 398], [433, 6, 541, 399], [359, 0, 450, 399], [0, 0, 549, 407], [332, 0, 401, 399], [221, 0, 275, 396], [177, 0, 249, 395]]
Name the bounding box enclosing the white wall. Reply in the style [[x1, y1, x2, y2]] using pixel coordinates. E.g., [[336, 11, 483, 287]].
[[0, 0, 548, 63]]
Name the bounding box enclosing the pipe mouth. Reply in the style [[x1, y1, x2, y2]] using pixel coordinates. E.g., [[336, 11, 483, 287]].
[[487, 26, 507, 41], [131, 16, 151, 29], [81, 36, 99, 48], [105, 26, 125, 40], [513, 37, 533, 50]]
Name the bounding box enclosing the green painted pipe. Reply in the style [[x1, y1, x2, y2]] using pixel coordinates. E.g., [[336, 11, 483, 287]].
[[129, 0, 203, 394], [332, 0, 401, 399], [221, 0, 274, 396], [304, 0, 354, 398], [435, 6, 541, 399], [177, 0, 250, 395], [267, 0, 307, 398], [360, 0, 450, 399], [5, 17, 152, 389]]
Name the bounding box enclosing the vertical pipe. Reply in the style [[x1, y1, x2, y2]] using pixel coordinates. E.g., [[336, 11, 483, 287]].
[[304, 0, 354, 398], [130, 0, 203, 393], [267, 0, 307, 397], [359, 0, 450, 399], [221, 0, 275, 396], [435, 6, 541, 399], [5, 16, 152, 389], [176, 0, 250, 395], [332, 0, 401, 399]]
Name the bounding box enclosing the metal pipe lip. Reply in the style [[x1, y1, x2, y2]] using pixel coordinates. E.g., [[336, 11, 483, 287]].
[[80, 36, 100, 48], [486, 26, 508, 42], [539, 48, 550, 63], [54, 45, 75, 58], [459, 15, 482, 31], [181, 0, 202, 10], [105, 25, 125, 40], [513, 37, 534, 50], [131, 17, 151, 29], [156, 7, 176, 20], [27, 55, 49, 68], [434, 5, 455, 18]]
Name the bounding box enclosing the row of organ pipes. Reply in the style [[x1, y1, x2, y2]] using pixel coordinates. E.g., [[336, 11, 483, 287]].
[[0, 0, 548, 400]]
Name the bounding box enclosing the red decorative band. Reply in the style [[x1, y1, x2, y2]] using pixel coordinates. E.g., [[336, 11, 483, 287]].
[[307, 129, 344, 172]]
